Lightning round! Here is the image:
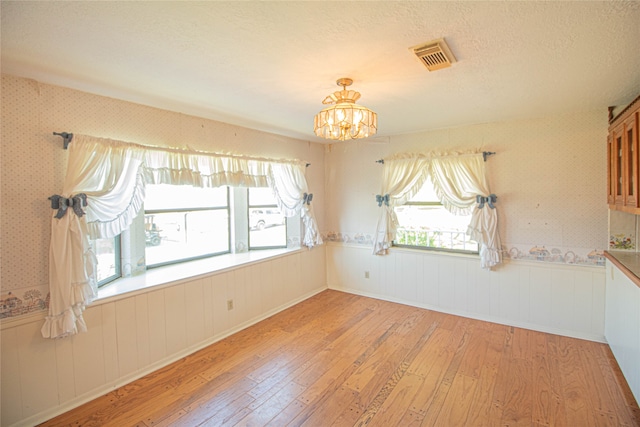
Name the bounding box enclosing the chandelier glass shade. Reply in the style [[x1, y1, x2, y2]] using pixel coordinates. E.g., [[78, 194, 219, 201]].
[[314, 78, 377, 141]]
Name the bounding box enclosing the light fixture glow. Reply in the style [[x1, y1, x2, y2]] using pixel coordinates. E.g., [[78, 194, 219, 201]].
[[314, 78, 377, 141]]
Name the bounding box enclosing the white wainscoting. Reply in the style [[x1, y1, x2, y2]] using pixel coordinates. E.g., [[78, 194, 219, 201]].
[[0, 248, 326, 427], [605, 260, 640, 404], [327, 243, 606, 343]]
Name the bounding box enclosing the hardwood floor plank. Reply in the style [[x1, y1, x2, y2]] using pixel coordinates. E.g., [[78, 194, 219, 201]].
[[544, 334, 569, 426], [362, 373, 424, 427], [596, 344, 640, 425], [263, 399, 307, 427], [434, 373, 479, 426], [149, 409, 188, 427], [415, 321, 474, 425], [233, 380, 306, 426], [531, 352, 557, 426], [38, 290, 639, 427], [295, 320, 401, 406], [356, 320, 440, 426], [500, 358, 533, 426], [556, 336, 594, 426], [405, 327, 452, 378], [196, 392, 255, 426], [489, 326, 516, 419], [457, 326, 491, 379], [511, 327, 532, 360], [578, 340, 628, 423], [245, 327, 352, 403], [171, 376, 258, 426], [465, 324, 509, 426], [292, 385, 359, 427], [344, 310, 431, 398], [397, 409, 425, 426]]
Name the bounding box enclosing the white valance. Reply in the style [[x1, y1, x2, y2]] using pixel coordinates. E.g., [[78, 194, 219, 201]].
[[43, 135, 322, 339], [372, 150, 502, 270]]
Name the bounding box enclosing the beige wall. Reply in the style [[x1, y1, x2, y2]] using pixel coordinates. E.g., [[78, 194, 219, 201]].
[[0, 74, 326, 320], [324, 111, 608, 265]]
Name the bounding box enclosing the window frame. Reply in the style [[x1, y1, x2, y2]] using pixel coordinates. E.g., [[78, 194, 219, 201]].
[[96, 235, 122, 288]]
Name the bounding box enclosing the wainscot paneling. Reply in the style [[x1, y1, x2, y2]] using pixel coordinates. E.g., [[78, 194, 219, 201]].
[[605, 259, 640, 404], [0, 248, 326, 427], [327, 243, 606, 343]]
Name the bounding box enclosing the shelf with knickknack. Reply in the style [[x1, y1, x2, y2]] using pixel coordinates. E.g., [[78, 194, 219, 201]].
[[608, 94, 640, 212]]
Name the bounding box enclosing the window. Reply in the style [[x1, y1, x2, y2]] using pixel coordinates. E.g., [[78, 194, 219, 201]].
[[92, 236, 121, 287], [394, 178, 478, 253], [90, 184, 301, 289], [248, 187, 287, 249], [144, 184, 230, 267]]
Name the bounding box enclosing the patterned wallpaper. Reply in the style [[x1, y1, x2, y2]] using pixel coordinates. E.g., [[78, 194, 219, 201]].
[[0, 74, 323, 320], [323, 109, 609, 270], [0, 73, 612, 321]]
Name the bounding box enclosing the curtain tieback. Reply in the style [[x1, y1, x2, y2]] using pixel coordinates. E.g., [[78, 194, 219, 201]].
[[48, 193, 88, 219], [476, 194, 497, 209], [376, 194, 390, 207], [303, 192, 313, 205]]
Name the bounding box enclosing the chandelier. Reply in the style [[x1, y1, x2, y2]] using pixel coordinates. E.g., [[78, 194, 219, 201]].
[[313, 78, 377, 141]]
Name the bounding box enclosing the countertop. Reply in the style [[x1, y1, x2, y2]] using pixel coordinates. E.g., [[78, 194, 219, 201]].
[[604, 250, 640, 289]]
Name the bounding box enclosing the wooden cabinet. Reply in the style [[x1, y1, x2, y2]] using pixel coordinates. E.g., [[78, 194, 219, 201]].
[[608, 95, 640, 213]]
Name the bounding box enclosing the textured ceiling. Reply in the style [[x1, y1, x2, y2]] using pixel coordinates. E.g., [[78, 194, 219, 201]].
[[2, 1, 640, 142]]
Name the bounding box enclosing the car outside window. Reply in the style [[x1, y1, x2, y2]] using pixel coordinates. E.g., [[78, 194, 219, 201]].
[[248, 188, 287, 249]]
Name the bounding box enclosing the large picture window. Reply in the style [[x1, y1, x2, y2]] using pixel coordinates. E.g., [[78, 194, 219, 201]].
[[394, 178, 478, 253], [144, 184, 230, 267]]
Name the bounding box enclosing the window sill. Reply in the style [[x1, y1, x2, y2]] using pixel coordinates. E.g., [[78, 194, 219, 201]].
[[0, 248, 303, 330], [96, 247, 302, 304], [326, 241, 479, 259]]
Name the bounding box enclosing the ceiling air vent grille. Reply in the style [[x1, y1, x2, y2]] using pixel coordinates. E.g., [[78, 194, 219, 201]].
[[410, 38, 456, 71]]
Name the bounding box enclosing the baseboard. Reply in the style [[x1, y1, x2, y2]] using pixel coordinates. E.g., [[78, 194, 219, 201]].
[[329, 285, 607, 344]]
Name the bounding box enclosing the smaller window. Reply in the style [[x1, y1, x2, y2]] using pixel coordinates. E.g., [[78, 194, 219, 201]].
[[248, 187, 287, 249], [92, 235, 121, 287], [394, 178, 478, 253]]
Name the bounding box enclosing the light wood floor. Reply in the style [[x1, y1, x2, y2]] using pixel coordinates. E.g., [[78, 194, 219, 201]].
[[40, 290, 640, 426]]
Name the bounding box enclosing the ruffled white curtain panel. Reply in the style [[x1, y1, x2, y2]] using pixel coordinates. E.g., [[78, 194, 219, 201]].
[[372, 150, 502, 270], [43, 134, 322, 339]]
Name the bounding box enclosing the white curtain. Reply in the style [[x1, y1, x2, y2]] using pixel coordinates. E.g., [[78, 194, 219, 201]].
[[270, 163, 323, 248], [372, 151, 502, 270], [372, 156, 430, 255], [43, 135, 321, 339]]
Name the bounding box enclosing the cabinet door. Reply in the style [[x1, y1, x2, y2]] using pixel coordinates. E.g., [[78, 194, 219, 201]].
[[608, 133, 615, 205], [613, 123, 625, 206], [624, 113, 639, 208]]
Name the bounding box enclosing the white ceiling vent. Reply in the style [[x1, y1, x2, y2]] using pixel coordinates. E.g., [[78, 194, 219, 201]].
[[409, 38, 456, 71]]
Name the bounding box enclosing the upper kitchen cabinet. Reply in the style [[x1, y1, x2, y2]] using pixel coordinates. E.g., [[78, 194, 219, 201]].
[[608, 95, 640, 212]]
